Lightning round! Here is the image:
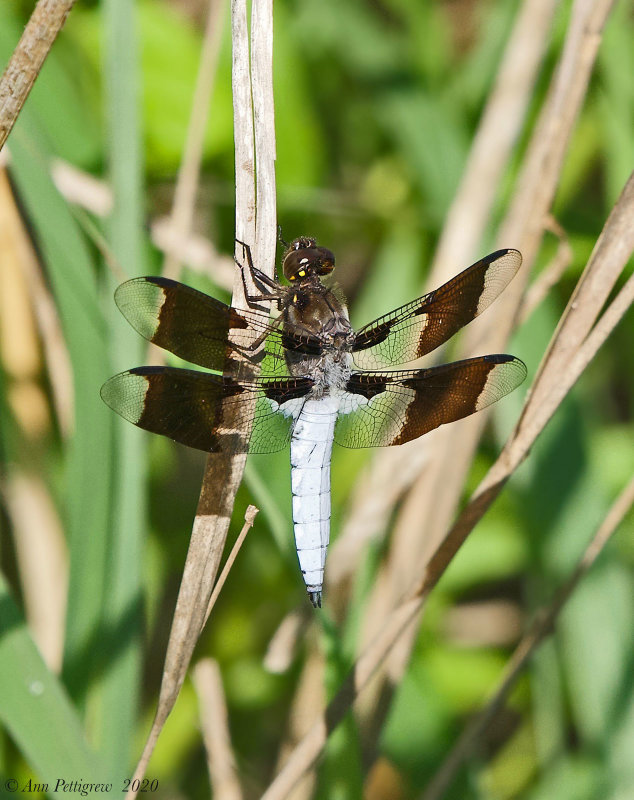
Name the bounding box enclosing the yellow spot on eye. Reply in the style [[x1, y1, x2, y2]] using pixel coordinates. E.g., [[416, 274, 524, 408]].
[[289, 275, 295, 281], [298, 270, 306, 277], [293, 294, 298, 303]]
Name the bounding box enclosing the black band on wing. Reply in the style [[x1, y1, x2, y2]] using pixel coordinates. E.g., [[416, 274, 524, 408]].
[[344, 372, 391, 400], [101, 366, 314, 455], [262, 377, 315, 405], [115, 276, 250, 372], [351, 249, 522, 368], [115, 275, 326, 372], [131, 366, 247, 453], [281, 331, 324, 356], [335, 355, 527, 449], [351, 321, 392, 352]]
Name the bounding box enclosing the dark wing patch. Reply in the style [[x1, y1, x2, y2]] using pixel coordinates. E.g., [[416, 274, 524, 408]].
[[101, 366, 313, 454], [115, 277, 247, 371], [114, 276, 324, 374], [334, 355, 526, 448], [352, 249, 522, 368]]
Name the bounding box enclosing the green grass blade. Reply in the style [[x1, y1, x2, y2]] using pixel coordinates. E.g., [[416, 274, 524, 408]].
[[8, 126, 114, 715], [97, 0, 146, 774], [0, 574, 106, 790]]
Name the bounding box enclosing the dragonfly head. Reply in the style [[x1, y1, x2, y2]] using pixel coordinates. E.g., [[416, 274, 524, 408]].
[[283, 237, 335, 282]]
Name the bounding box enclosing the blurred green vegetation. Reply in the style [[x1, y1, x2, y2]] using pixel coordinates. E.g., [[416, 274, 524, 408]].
[[0, 0, 633, 798]]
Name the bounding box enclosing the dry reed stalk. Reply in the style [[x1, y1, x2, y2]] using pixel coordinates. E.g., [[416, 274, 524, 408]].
[[516, 216, 573, 325], [327, 0, 559, 593], [442, 599, 522, 648], [273, 643, 325, 800], [193, 659, 244, 800], [394, 0, 616, 592], [420, 472, 634, 800], [127, 508, 258, 796], [430, 0, 559, 286], [260, 161, 634, 800], [127, 0, 276, 792], [0, 0, 77, 150], [0, 171, 46, 435], [43, 157, 237, 290], [355, 0, 616, 737], [263, 611, 305, 674], [51, 159, 114, 217], [2, 473, 68, 672], [250, 0, 276, 261], [151, 217, 236, 290], [0, 169, 74, 437], [204, 505, 258, 626], [162, 0, 226, 281]]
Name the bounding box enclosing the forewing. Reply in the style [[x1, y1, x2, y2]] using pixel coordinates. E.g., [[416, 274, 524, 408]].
[[334, 355, 526, 449], [352, 249, 522, 368], [101, 366, 312, 454], [114, 276, 321, 375]]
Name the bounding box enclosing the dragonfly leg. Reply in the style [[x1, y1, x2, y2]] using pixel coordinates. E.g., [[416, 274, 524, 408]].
[[234, 243, 285, 311], [244, 313, 284, 352], [277, 225, 289, 248], [234, 239, 281, 292]]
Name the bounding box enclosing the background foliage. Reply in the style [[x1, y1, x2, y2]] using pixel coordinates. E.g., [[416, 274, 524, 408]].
[[0, 0, 633, 798]]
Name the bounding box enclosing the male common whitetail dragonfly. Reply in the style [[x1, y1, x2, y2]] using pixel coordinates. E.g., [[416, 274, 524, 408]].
[[101, 237, 526, 607]]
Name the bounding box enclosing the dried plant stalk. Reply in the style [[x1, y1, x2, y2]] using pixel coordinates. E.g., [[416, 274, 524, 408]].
[[261, 164, 634, 800], [421, 472, 634, 800], [399, 0, 617, 587], [0, 0, 77, 150], [273, 644, 325, 800], [3, 473, 68, 672], [327, 0, 559, 593], [204, 506, 258, 626], [354, 0, 616, 736], [162, 0, 226, 281], [430, 0, 559, 285], [264, 611, 305, 674], [517, 217, 572, 325], [193, 659, 244, 800], [0, 168, 74, 437], [128, 0, 276, 792]]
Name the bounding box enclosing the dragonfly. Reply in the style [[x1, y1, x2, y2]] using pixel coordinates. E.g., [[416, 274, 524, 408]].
[[101, 236, 526, 607]]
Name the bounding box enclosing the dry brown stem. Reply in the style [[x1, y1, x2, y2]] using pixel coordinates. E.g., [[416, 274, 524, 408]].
[[204, 506, 258, 626], [348, 0, 616, 756], [51, 159, 113, 217], [264, 611, 305, 674], [430, 0, 559, 286], [128, 0, 276, 791], [151, 217, 236, 290], [0, 168, 73, 437], [251, 0, 277, 262], [408, 0, 616, 584], [260, 163, 634, 800], [44, 157, 236, 288], [327, 0, 559, 594], [2, 472, 68, 672], [517, 217, 573, 325], [273, 644, 325, 800], [162, 0, 226, 281], [0, 0, 77, 150], [193, 659, 244, 800], [420, 472, 634, 800]]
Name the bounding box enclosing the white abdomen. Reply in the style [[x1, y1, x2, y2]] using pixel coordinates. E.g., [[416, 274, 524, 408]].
[[290, 396, 339, 607]]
